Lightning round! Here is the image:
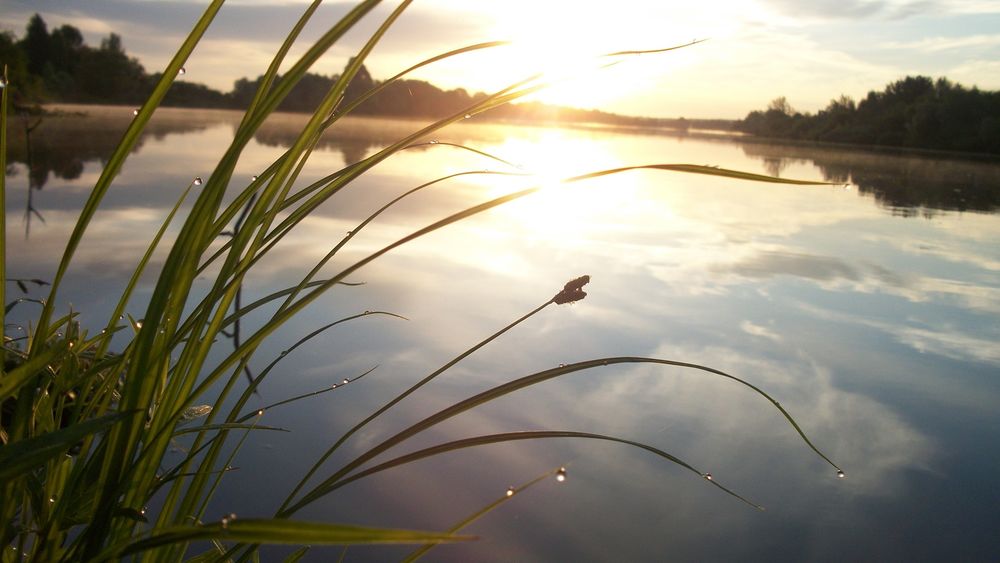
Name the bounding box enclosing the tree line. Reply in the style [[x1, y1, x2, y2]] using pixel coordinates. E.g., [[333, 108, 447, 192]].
[[739, 76, 1000, 154], [1, 14, 715, 129]]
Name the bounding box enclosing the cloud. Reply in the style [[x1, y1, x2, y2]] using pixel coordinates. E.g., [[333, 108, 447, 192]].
[[740, 320, 784, 342], [880, 33, 1000, 52]]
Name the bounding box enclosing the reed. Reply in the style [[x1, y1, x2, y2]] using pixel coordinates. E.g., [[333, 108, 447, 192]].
[[0, 2, 840, 561]]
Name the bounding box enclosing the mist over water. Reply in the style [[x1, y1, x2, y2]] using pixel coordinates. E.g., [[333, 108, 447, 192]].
[[5, 107, 999, 561]]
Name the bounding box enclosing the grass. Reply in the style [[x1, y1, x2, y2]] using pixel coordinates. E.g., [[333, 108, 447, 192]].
[[0, 1, 841, 561]]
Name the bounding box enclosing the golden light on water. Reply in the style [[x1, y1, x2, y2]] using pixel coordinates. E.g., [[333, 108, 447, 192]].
[[474, 131, 644, 241]]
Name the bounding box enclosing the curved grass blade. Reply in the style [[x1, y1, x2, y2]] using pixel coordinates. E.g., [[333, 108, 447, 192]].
[[33, 0, 225, 346], [92, 519, 474, 562], [402, 468, 556, 563], [0, 411, 135, 481], [330, 431, 762, 510], [279, 293, 557, 513], [286, 356, 839, 514], [0, 341, 67, 401]]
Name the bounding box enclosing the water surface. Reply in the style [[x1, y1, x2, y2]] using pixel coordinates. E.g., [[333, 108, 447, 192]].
[[5, 106, 999, 561]]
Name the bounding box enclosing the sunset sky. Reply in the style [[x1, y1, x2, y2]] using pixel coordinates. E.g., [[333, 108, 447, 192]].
[[2, 0, 999, 119]]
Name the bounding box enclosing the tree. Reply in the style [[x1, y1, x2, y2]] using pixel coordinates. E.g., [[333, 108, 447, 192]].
[[767, 96, 794, 116], [21, 13, 50, 76]]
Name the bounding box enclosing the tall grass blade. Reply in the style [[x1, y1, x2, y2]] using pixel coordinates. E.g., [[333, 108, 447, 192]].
[[0, 411, 134, 481], [93, 519, 473, 561]]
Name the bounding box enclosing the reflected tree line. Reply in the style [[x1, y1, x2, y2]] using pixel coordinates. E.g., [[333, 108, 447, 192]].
[[742, 142, 1000, 216], [739, 77, 1000, 155], [1, 14, 714, 130]]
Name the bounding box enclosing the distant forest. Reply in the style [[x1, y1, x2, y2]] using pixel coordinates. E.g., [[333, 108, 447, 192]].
[[739, 77, 1000, 154], [0, 14, 724, 130]]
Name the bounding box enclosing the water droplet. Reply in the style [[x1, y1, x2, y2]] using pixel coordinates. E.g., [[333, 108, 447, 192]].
[[132, 108, 140, 116], [837, 470, 845, 479], [67, 390, 77, 400], [251, 175, 258, 181], [48, 497, 55, 503], [68, 341, 74, 348], [220, 513, 236, 528], [556, 467, 567, 482], [342, 378, 349, 385], [346, 230, 354, 235], [363, 310, 371, 315], [140, 507, 147, 517], [506, 486, 515, 497], [0, 77, 8, 89], [135, 321, 143, 329], [256, 409, 264, 417], [703, 473, 713, 481], [193, 177, 203, 186], [464, 114, 472, 119], [178, 66, 186, 75], [56, 332, 63, 338], [429, 140, 439, 144], [330, 384, 338, 389], [280, 350, 288, 356], [119, 315, 124, 320], [558, 363, 566, 368], [100, 329, 107, 334]]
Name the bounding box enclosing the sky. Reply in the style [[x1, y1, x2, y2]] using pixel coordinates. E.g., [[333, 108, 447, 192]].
[[2, 0, 999, 119]]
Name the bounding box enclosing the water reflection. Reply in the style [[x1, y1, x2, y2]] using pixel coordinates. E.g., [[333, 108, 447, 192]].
[[740, 142, 1000, 215], [4, 108, 1000, 561]]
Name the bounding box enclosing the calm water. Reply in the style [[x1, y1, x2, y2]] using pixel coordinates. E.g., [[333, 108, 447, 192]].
[[5, 106, 1000, 561]]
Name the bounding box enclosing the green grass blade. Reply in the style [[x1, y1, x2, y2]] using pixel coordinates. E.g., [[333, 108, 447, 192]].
[[93, 519, 473, 561], [402, 469, 555, 563], [286, 356, 839, 514], [32, 0, 226, 347], [0, 411, 135, 481], [0, 342, 66, 401], [329, 431, 762, 510], [1, 65, 8, 364], [279, 296, 554, 513]]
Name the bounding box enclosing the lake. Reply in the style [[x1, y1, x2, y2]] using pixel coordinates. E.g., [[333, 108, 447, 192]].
[[5, 105, 999, 561]]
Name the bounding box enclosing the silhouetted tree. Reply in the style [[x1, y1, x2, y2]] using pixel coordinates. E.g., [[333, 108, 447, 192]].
[[739, 76, 1000, 154]]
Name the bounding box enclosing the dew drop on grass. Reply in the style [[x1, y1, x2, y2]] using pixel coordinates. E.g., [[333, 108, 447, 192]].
[[68, 341, 74, 348], [0, 77, 8, 89], [220, 513, 236, 528], [556, 467, 567, 482], [132, 108, 140, 116], [703, 473, 713, 481], [464, 114, 472, 119], [178, 67, 186, 75], [251, 175, 258, 181], [506, 486, 515, 497], [193, 177, 203, 186], [330, 384, 338, 389], [135, 321, 143, 329], [256, 409, 264, 417], [429, 140, 439, 144], [558, 363, 566, 368], [342, 378, 349, 385], [837, 470, 845, 479]]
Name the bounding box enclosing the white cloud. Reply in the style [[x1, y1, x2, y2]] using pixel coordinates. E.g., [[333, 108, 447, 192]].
[[881, 34, 1000, 52]]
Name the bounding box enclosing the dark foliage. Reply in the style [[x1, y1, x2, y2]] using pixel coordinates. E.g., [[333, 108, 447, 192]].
[[738, 76, 1000, 155]]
